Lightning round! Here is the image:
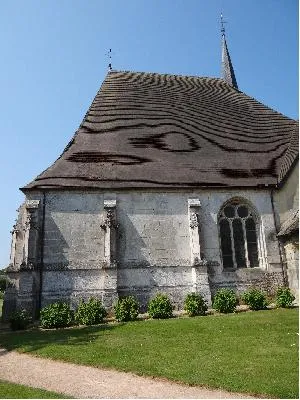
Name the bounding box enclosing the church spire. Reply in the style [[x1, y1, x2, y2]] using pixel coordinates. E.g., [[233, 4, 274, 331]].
[[221, 14, 238, 90]]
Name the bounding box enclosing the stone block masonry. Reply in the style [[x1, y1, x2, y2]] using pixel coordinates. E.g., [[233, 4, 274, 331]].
[[3, 188, 284, 319]]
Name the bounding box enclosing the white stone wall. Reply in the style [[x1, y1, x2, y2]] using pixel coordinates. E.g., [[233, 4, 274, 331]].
[[273, 162, 299, 300], [117, 192, 190, 267], [284, 242, 299, 303], [4, 187, 284, 317], [43, 192, 106, 269], [274, 163, 299, 226]]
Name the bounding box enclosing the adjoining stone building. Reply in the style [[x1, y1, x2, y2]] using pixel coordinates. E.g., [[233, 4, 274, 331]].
[[3, 32, 298, 319]]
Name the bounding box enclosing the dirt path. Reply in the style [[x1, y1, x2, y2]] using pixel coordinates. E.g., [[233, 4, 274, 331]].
[[0, 348, 255, 399]]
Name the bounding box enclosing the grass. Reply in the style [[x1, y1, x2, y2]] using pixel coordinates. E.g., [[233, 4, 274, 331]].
[[0, 308, 298, 398], [0, 380, 70, 398]]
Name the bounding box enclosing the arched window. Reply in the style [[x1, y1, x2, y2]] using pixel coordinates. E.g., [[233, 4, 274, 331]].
[[219, 200, 259, 269]]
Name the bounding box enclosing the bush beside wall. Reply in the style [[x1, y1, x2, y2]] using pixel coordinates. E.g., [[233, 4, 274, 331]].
[[242, 289, 268, 311], [148, 294, 173, 319], [184, 293, 207, 316], [40, 302, 74, 329], [276, 287, 295, 308], [213, 289, 238, 313], [114, 296, 139, 322], [75, 298, 107, 326]]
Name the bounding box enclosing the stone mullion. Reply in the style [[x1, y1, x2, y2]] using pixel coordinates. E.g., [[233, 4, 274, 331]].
[[242, 219, 250, 268], [229, 219, 237, 269], [257, 221, 266, 269]]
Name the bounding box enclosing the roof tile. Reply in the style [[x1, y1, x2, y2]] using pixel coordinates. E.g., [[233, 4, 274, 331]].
[[23, 71, 298, 190]]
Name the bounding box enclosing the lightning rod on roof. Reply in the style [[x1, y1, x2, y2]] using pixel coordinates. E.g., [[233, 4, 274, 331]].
[[220, 13, 227, 36], [106, 48, 112, 71]]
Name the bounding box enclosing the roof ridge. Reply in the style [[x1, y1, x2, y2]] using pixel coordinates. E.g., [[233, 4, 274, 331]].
[[109, 69, 296, 122], [107, 69, 227, 82], [226, 89, 298, 122]]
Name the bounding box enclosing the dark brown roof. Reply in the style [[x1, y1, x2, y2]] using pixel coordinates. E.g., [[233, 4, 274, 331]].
[[23, 70, 298, 191], [278, 122, 299, 184]]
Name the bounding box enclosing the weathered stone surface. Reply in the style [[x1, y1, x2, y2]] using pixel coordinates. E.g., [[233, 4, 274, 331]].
[[3, 188, 286, 319], [274, 162, 299, 303], [284, 240, 299, 303]]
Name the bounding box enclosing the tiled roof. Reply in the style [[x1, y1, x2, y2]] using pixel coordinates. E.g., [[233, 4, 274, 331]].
[[278, 122, 299, 184], [23, 70, 298, 190]]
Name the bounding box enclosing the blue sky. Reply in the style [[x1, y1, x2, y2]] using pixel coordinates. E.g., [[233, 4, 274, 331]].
[[0, 0, 298, 268]]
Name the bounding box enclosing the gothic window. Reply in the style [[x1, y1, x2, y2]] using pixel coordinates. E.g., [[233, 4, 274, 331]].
[[219, 201, 259, 269]]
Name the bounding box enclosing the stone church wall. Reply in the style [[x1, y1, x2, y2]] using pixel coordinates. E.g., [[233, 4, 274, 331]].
[[37, 191, 118, 309], [274, 162, 299, 302], [274, 163, 298, 226], [3, 188, 284, 318]]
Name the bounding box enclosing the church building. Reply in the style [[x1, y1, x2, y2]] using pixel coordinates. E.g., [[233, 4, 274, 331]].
[[3, 30, 298, 319]]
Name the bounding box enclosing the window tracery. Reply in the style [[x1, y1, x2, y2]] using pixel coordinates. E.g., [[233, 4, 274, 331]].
[[219, 201, 259, 269]]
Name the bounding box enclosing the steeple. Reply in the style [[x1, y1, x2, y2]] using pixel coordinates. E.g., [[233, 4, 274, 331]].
[[221, 14, 238, 90]]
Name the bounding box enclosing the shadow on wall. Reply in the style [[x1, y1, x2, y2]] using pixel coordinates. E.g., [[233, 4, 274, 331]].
[[117, 211, 149, 268], [197, 204, 221, 270], [116, 211, 190, 311], [117, 211, 151, 309], [40, 213, 72, 308], [40, 210, 117, 310], [43, 214, 69, 270]]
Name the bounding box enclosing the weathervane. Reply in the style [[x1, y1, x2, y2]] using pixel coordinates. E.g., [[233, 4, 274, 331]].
[[106, 48, 113, 71], [220, 13, 227, 36]]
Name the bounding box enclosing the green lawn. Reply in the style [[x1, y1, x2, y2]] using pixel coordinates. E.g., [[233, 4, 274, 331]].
[[0, 308, 298, 398], [0, 380, 70, 398]]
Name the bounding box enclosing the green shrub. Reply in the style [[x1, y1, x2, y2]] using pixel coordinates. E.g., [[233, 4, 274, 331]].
[[213, 289, 237, 313], [0, 291, 4, 300], [184, 293, 208, 317], [75, 298, 107, 325], [276, 287, 295, 308], [148, 293, 173, 319], [242, 288, 268, 310], [114, 296, 139, 322], [0, 275, 7, 292], [9, 309, 32, 331], [40, 302, 74, 329]]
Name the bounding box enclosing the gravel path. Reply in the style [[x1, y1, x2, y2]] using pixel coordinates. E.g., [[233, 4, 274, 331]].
[[0, 348, 255, 399]]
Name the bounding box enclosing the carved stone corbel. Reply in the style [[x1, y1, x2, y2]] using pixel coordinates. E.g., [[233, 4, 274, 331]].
[[188, 198, 201, 266], [188, 198, 211, 305], [23, 200, 40, 268], [102, 199, 117, 267]]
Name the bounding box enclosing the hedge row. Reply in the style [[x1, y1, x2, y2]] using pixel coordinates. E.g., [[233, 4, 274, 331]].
[[8, 287, 295, 330]]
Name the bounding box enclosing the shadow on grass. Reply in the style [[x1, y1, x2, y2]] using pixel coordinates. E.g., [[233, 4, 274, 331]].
[[0, 323, 123, 355]]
